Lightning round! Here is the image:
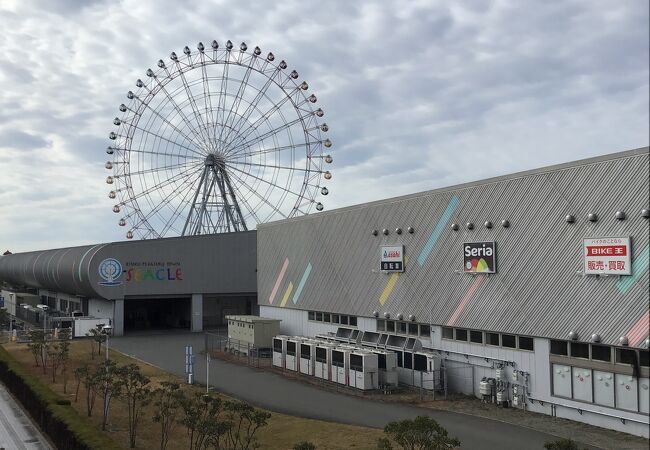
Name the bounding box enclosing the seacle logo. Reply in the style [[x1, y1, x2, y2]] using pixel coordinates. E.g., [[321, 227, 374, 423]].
[[98, 258, 123, 286]]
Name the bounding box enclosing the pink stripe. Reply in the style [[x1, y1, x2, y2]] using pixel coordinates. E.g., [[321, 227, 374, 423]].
[[447, 275, 485, 326], [268, 258, 289, 304], [626, 310, 650, 346]]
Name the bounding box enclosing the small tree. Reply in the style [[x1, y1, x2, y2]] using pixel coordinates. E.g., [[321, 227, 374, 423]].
[[79, 364, 99, 416], [27, 329, 44, 367], [378, 416, 460, 450], [544, 438, 586, 450], [73, 365, 87, 403], [152, 381, 185, 450], [119, 364, 152, 448], [57, 329, 72, 393], [294, 442, 317, 450], [86, 325, 106, 359], [181, 393, 228, 450], [223, 400, 271, 450], [95, 360, 122, 431], [47, 339, 62, 383]]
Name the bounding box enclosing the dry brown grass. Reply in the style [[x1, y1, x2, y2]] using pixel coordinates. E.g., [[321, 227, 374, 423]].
[[2, 340, 382, 449]]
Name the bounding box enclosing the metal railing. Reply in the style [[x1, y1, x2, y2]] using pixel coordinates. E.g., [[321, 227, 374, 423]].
[[204, 332, 272, 368]]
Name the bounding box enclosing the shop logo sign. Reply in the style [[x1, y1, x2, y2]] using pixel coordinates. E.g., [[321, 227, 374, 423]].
[[98, 258, 123, 286], [463, 242, 496, 273], [583, 237, 631, 275]]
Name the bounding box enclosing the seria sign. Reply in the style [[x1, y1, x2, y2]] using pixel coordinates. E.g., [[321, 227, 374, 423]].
[[463, 242, 496, 273]]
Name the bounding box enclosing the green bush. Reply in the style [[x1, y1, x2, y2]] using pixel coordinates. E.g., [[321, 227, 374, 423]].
[[0, 345, 122, 450]]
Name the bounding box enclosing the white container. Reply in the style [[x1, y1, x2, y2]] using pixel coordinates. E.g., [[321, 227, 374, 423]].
[[272, 335, 289, 369], [331, 348, 349, 385], [495, 368, 504, 380], [285, 337, 302, 371], [479, 380, 491, 396], [496, 390, 505, 403], [348, 350, 379, 390], [299, 340, 318, 376], [314, 343, 336, 381]]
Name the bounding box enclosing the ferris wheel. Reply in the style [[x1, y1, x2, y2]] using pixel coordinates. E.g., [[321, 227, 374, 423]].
[[106, 40, 333, 239]]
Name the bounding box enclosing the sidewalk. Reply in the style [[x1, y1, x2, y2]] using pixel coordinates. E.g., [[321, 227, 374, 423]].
[[0, 382, 51, 450]]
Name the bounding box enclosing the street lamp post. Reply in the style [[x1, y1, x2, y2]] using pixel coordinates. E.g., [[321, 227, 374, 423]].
[[102, 324, 113, 363]]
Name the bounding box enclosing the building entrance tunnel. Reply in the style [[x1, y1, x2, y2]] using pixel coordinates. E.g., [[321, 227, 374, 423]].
[[124, 297, 191, 332]]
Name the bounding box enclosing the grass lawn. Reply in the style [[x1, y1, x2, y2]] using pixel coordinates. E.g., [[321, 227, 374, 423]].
[[2, 340, 382, 449]]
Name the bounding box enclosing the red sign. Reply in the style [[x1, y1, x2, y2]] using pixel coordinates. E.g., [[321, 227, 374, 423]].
[[585, 245, 627, 257]]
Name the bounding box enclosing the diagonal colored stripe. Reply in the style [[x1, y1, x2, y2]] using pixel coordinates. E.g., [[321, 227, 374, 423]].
[[280, 282, 294, 307], [292, 263, 312, 304], [617, 244, 649, 295], [417, 195, 459, 266], [379, 256, 409, 306], [626, 310, 650, 346], [447, 275, 485, 326], [268, 258, 289, 304]]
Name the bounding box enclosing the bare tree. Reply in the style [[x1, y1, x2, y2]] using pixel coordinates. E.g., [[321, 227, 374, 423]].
[[223, 401, 271, 450], [57, 329, 72, 393], [27, 329, 44, 367]]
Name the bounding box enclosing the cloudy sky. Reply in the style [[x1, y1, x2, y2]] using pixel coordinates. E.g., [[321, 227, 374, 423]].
[[0, 0, 648, 253]]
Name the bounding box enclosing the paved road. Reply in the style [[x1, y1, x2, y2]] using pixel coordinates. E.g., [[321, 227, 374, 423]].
[[0, 382, 51, 450], [111, 333, 594, 450]]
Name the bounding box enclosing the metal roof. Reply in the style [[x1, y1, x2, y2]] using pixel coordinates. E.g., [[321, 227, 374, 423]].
[[257, 147, 650, 347]]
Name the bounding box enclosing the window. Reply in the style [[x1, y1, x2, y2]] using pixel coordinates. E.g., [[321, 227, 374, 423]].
[[300, 344, 311, 358], [378, 353, 386, 369], [308, 311, 315, 321], [315, 347, 327, 363], [349, 316, 357, 326], [273, 339, 283, 352], [387, 321, 395, 333], [376, 319, 386, 331], [323, 313, 331, 323], [640, 350, 649, 367], [398, 322, 407, 334], [550, 340, 568, 356], [408, 323, 418, 335], [570, 342, 589, 359], [340, 315, 349, 325], [315, 312, 323, 321], [396, 351, 403, 368], [470, 330, 483, 344], [442, 327, 453, 340], [486, 332, 500, 346], [616, 348, 636, 365], [350, 354, 363, 371], [455, 329, 468, 342], [590, 345, 611, 362], [420, 324, 430, 337], [286, 341, 296, 356], [518, 336, 534, 351], [332, 314, 339, 324], [501, 334, 516, 348]]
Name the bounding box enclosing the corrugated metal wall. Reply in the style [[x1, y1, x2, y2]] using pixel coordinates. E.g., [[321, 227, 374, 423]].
[[258, 148, 650, 346]]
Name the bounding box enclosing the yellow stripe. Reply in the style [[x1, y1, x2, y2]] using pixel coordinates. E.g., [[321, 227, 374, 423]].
[[280, 282, 294, 307], [379, 256, 408, 306]]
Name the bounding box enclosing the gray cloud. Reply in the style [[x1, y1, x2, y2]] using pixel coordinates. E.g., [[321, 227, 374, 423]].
[[0, 0, 647, 252]]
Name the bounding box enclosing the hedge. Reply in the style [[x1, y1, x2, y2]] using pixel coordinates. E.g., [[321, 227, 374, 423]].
[[0, 345, 123, 450]]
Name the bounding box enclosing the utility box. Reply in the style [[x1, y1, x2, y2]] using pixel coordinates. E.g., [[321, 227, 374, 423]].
[[226, 315, 281, 355]]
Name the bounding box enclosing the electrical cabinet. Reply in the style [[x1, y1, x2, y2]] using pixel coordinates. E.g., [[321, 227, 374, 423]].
[[615, 374, 638, 411], [638, 377, 649, 414], [552, 364, 572, 398], [572, 367, 592, 403], [593, 370, 615, 407]]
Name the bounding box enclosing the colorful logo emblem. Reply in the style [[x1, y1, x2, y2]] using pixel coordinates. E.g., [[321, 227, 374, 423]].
[[98, 258, 123, 286]]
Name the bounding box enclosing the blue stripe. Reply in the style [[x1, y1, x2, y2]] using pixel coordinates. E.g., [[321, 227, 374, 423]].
[[417, 195, 459, 266], [617, 244, 649, 295], [292, 263, 312, 304]]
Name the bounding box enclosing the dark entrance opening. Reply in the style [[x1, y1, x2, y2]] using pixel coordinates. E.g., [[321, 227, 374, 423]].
[[124, 297, 191, 332]]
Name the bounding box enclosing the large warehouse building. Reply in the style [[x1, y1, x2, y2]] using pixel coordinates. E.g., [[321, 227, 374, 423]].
[[1, 147, 649, 436]]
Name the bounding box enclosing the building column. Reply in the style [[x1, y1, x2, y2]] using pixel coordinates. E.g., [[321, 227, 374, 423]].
[[113, 299, 124, 336], [191, 294, 203, 332]]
